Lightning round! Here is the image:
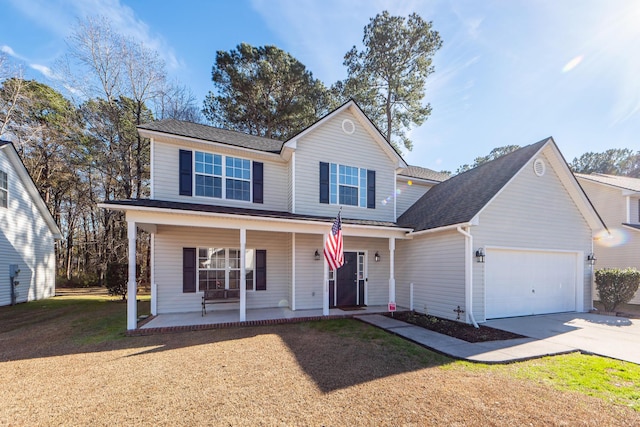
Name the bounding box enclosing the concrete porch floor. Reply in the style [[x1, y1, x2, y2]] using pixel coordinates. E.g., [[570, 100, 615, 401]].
[[140, 305, 398, 330]]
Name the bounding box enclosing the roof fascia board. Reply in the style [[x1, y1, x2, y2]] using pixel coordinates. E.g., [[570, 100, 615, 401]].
[[407, 222, 473, 237], [0, 144, 62, 239], [98, 203, 413, 239]]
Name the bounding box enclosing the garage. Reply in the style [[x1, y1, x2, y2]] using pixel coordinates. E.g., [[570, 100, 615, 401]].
[[485, 248, 580, 319]]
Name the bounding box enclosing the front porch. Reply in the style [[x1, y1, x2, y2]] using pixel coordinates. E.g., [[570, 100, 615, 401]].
[[134, 305, 402, 334]]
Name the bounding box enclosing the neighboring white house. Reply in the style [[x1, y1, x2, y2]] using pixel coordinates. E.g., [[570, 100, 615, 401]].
[[0, 141, 62, 306], [99, 101, 607, 330], [575, 173, 640, 304]]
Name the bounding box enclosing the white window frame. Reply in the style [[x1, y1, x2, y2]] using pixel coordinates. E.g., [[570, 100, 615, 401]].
[[0, 170, 6, 208], [329, 162, 367, 208], [194, 151, 252, 202], [197, 247, 256, 292]]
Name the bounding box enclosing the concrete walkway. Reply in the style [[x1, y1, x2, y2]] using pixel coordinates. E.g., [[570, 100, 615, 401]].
[[356, 312, 640, 364]]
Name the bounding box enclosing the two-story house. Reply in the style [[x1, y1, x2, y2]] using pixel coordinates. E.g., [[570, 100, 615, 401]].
[[0, 141, 62, 306], [575, 173, 640, 304], [100, 101, 606, 330]]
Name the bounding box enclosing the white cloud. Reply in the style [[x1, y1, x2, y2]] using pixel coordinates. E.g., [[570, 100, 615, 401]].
[[1, 45, 17, 57], [29, 63, 56, 79]]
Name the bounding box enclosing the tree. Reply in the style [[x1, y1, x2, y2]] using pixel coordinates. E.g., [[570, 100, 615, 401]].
[[203, 43, 335, 140], [339, 11, 442, 151], [455, 145, 521, 174], [0, 53, 25, 137], [570, 149, 640, 177]]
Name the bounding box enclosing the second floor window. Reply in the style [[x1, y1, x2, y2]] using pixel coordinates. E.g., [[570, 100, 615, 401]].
[[194, 152, 251, 201], [0, 170, 7, 208], [330, 163, 368, 207]]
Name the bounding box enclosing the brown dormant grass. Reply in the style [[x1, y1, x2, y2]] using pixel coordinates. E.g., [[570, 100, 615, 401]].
[[0, 291, 638, 426]]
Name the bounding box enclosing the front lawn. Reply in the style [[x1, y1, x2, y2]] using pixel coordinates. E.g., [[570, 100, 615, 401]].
[[0, 292, 638, 425]]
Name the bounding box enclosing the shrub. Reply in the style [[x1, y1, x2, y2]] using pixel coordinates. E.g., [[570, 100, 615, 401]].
[[595, 268, 640, 312], [105, 263, 128, 300]]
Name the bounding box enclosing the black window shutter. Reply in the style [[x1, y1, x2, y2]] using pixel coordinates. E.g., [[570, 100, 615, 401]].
[[319, 162, 329, 204], [179, 149, 192, 196], [183, 247, 196, 293], [367, 170, 376, 209], [253, 161, 264, 204], [256, 250, 267, 291]]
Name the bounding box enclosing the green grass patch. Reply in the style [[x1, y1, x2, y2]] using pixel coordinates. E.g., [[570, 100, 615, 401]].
[[508, 353, 640, 410]]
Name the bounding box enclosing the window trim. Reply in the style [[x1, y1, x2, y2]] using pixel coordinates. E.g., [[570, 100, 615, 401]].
[[0, 170, 7, 209], [197, 247, 256, 292], [193, 151, 253, 202], [328, 162, 369, 208]]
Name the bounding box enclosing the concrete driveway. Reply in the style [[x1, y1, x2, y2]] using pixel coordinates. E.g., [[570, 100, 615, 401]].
[[485, 312, 640, 364]]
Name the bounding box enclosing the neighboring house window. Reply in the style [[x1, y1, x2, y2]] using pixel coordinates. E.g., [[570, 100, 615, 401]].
[[194, 151, 251, 201], [198, 248, 256, 291], [0, 170, 7, 208], [320, 162, 375, 208]]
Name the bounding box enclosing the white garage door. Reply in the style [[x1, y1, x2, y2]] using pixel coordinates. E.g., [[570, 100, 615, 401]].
[[485, 248, 578, 319]]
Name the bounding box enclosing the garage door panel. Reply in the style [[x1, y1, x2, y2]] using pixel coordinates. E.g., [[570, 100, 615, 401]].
[[486, 249, 577, 319]]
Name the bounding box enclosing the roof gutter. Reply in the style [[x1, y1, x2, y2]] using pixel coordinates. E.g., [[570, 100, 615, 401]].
[[406, 222, 474, 238], [456, 226, 479, 328]]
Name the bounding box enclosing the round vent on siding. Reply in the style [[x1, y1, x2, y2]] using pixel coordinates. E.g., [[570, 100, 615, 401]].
[[342, 119, 355, 135], [533, 158, 546, 176]]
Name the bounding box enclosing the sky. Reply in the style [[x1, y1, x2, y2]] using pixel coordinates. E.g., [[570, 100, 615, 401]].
[[1, 0, 639, 173]]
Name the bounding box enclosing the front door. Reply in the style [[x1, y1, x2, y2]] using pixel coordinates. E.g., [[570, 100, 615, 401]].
[[336, 252, 358, 306]]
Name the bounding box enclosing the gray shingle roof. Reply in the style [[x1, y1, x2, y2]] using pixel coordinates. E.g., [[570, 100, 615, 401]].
[[397, 138, 550, 232], [399, 166, 450, 182], [138, 119, 284, 153], [101, 199, 404, 228], [0, 140, 11, 147], [575, 173, 640, 192]]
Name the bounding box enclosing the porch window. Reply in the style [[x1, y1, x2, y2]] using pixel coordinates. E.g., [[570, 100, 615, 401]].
[[0, 170, 6, 208], [198, 248, 255, 291]]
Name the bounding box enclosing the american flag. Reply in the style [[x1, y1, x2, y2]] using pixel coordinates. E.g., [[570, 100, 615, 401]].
[[324, 211, 344, 271]]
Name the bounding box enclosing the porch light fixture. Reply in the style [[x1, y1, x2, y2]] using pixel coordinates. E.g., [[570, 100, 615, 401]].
[[587, 253, 597, 265], [374, 251, 381, 262], [314, 250, 321, 261], [475, 248, 485, 263]]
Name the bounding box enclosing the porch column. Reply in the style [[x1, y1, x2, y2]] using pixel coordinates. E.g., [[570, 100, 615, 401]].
[[389, 237, 396, 304], [323, 233, 329, 316], [291, 233, 296, 311], [150, 232, 157, 316], [240, 228, 246, 322], [127, 221, 137, 330]]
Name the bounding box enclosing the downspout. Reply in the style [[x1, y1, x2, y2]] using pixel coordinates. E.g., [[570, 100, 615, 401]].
[[457, 226, 479, 328]]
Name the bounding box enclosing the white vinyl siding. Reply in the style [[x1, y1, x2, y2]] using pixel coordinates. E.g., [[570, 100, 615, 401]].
[[154, 226, 290, 313], [472, 147, 593, 321], [395, 231, 466, 321], [0, 151, 56, 306], [395, 178, 433, 218], [152, 140, 288, 210], [293, 110, 396, 221], [578, 179, 640, 304], [292, 233, 390, 310]]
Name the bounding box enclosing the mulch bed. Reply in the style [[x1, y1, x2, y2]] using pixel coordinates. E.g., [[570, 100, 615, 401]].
[[386, 311, 526, 343]]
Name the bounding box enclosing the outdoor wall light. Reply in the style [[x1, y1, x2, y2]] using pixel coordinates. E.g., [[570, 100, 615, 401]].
[[314, 250, 321, 261], [587, 253, 597, 265], [374, 251, 381, 262], [475, 248, 485, 263]]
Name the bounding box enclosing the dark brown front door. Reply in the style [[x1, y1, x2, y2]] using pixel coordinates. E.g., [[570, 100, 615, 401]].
[[336, 252, 358, 306]]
